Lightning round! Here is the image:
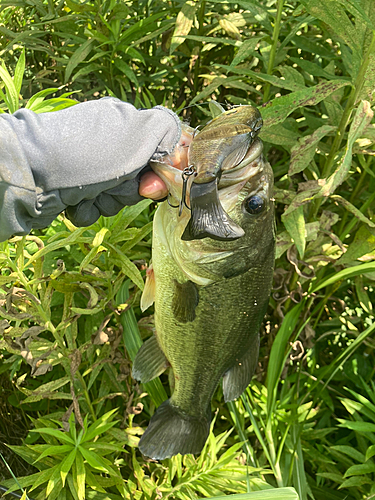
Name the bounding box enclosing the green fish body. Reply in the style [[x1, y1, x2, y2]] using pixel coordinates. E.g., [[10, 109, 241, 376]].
[[132, 106, 275, 460]]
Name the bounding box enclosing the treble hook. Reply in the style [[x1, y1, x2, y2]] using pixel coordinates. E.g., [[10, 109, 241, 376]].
[[166, 166, 196, 214], [179, 165, 196, 216]]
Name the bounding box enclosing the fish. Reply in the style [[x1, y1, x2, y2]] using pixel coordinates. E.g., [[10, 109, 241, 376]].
[[132, 105, 275, 460]]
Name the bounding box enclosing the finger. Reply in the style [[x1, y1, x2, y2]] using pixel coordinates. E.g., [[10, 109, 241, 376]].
[[139, 171, 168, 199]]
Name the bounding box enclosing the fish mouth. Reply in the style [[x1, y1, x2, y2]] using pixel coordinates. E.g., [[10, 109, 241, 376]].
[[150, 123, 264, 242], [181, 138, 264, 242]]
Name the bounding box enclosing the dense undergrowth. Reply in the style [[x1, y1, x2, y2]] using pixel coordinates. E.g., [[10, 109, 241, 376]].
[[0, 0, 374, 499]]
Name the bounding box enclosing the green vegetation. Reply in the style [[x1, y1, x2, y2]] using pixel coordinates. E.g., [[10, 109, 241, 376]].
[[0, 0, 374, 499]]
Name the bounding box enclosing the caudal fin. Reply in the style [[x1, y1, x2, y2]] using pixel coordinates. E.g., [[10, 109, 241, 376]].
[[139, 400, 210, 460]]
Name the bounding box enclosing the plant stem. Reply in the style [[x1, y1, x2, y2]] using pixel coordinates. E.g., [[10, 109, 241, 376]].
[[263, 0, 284, 103], [266, 423, 284, 487]]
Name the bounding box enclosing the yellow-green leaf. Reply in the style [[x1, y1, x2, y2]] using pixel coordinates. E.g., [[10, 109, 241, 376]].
[[170, 0, 200, 54]]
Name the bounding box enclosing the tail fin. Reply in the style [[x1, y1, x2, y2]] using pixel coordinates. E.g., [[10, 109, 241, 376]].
[[138, 399, 210, 460], [181, 179, 244, 241]]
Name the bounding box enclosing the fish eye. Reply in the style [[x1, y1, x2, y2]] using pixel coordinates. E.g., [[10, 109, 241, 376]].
[[244, 195, 266, 215]]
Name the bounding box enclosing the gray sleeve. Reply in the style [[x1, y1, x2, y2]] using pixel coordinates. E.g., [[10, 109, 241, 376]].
[[0, 98, 181, 241]]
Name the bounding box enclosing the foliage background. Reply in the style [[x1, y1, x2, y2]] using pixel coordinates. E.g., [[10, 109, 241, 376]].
[[0, 0, 375, 499]]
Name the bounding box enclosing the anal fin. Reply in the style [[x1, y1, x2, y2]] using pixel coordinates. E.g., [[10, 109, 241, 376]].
[[132, 335, 169, 383], [222, 333, 260, 402]]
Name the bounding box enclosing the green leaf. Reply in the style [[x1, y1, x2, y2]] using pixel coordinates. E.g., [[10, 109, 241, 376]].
[[230, 37, 263, 67], [0, 63, 19, 113], [339, 476, 372, 489], [30, 428, 75, 445], [338, 419, 375, 433], [281, 205, 306, 258], [330, 445, 365, 463], [23, 376, 71, 404], [261, 80, 352, 130], [81, 408, 118, 443], [14, 48, 25, 95], [337, 226, 375, 265], [114, 59, 138, 85], [198, 487, 300, 499], [170, 0, 200, 54], [190, 76, 243, 105], [331, 195, 375, 227], [312, 262, 375, 292], [46, 465, 63, 496], [78, 446, 118, 476], [65, 39, 95, 82], [29, 465, 60, 492], [74, 451, 86, 500], [260, 123, 299, 148], [344, 461, 375, 477], [319, 100, 374, 197], [209, 100, 225, 118], [106, 243, 144, 290], [289, 125, 336, 175], [366, 444, 375, 462], [60, 448, 77, 486], [35, 444, 74, 462], [25, 87, 60, 110]]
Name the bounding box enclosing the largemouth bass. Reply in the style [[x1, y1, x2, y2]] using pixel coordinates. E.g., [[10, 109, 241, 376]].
[[132, 105, 275, 460]]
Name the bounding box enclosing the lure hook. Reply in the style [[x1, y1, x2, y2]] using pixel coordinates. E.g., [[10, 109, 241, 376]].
[[179, 165, 196, 216], [166, 166, 196, 215]]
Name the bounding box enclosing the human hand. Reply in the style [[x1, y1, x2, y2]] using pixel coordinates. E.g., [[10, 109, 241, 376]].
[[139, 128, 192, 200]]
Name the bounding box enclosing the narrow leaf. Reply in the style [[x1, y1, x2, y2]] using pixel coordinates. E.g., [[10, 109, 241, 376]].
[[281, 205, 306, 258], [330, 195, 375, 228], [0, 64, 18, 113], [197, 487, 299, 499], [14, 49, 25, 95], [261, 80, 351, 130], [289, 125, 336, 175], [74, 451, 86, 500], [170, 0, 200, 54], [30, 428, 75, 445], [230, 37, 263, 67], [344, 461, 375, 477], [65, 39, 95, 82], [60, 448, 77, 486]]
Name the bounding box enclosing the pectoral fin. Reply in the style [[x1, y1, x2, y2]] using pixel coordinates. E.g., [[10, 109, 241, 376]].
[[181, 179, 244, 241], [140, 264, 155, 312], [132, 335, 169, 383], [222, 333, 260, 402], [172, 280, 199, 323]]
